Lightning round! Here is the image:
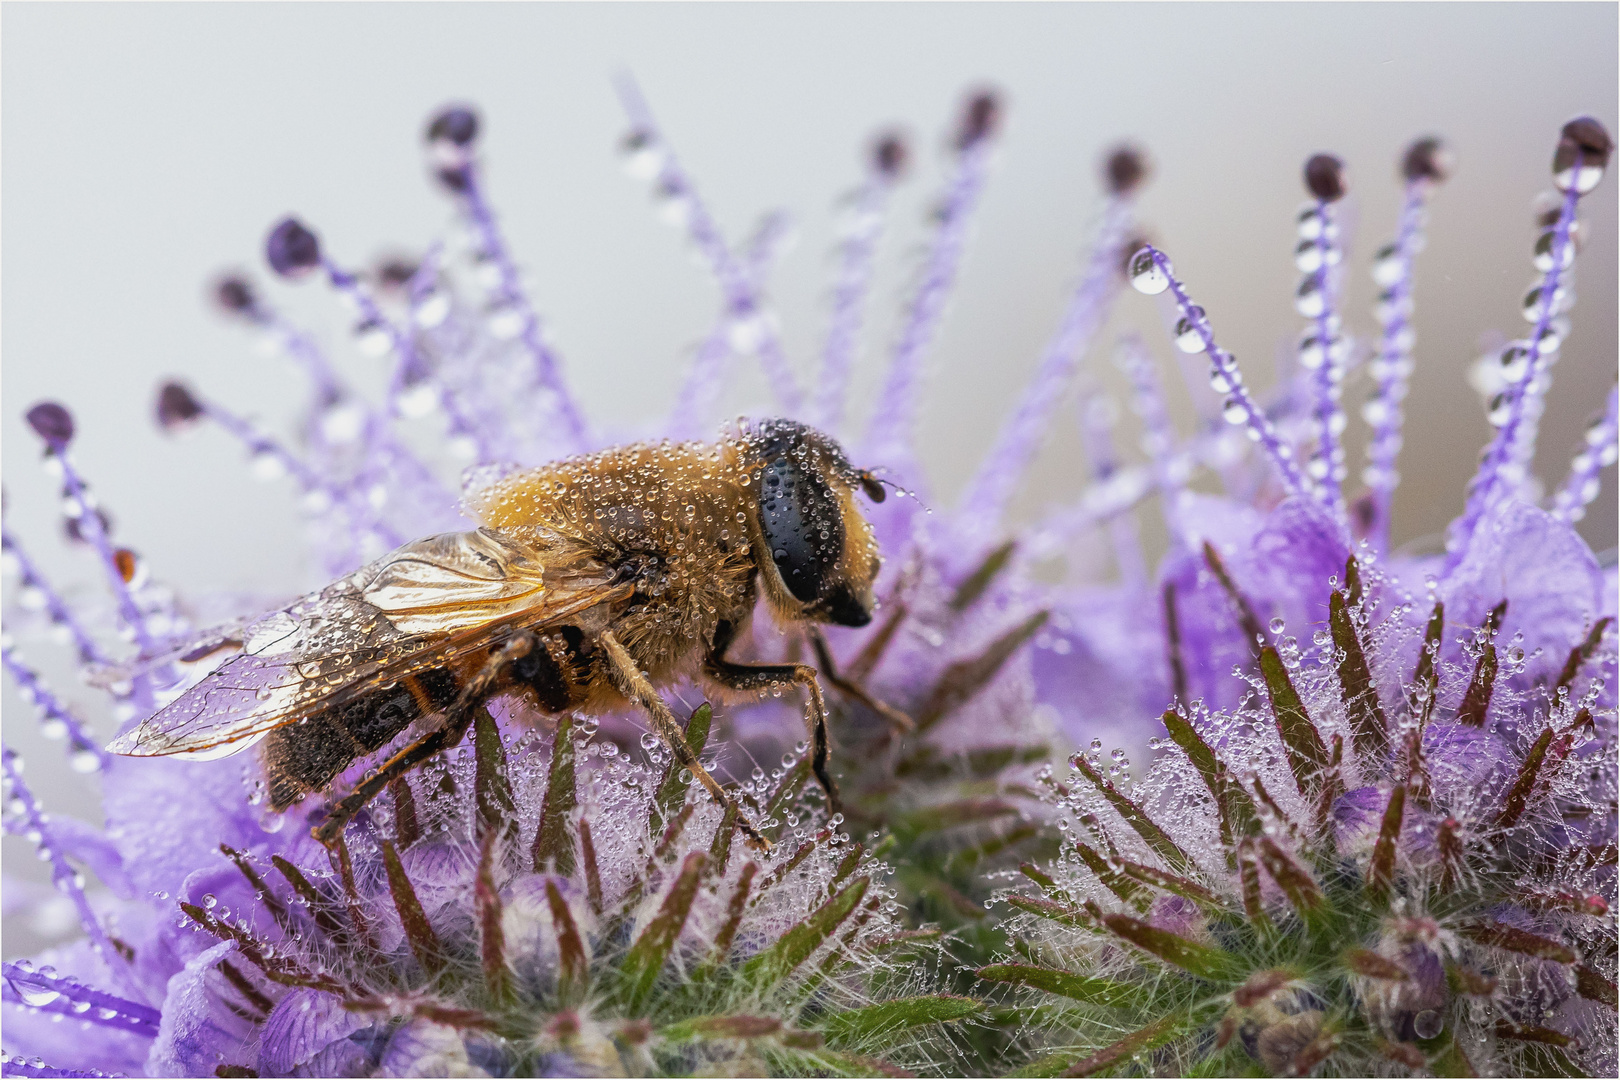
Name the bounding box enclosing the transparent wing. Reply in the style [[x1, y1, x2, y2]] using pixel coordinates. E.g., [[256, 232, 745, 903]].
[[108, 528, 628, 760]]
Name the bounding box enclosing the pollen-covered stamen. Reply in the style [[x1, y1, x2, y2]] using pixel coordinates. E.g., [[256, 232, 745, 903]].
[[211, 283, 451, 518], [865, 89, 1002, 460], [266, 217, 491, 463], [1, 746, 130, 978], [0, 645, 109, 772], [1076, 382, 1147, 587], [813, 131, 908, 433], [1449, 118, 1609, 564], [1295, 154, 1350, 517], [1361, 138, 1448, 550], [156, 381, 403, 551], [1550, 383, 1618, 522], [1130, 246, 1312, 502], [614, 76, 803, 413], [1115, 333, 1189, 538], [425, 106, 590, 451], [955, 144, 1145, 542], [24, 405, 161, 705]]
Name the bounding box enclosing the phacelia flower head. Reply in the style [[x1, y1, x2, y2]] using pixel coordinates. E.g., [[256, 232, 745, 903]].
[[2, 75, 1614, 1080]]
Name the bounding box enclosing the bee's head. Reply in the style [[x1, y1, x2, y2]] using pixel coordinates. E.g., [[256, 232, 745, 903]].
[[736, 419, 886, 628]]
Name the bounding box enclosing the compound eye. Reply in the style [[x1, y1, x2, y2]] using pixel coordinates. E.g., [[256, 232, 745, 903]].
[[758, 455, 844, 603]]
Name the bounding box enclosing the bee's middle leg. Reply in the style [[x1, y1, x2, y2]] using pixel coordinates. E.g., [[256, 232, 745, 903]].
[[597, 629, 771, 851], [704, 622, 840, 817], [311, 632, 536, 848]]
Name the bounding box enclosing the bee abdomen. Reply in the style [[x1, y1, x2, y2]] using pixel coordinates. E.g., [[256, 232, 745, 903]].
[[262, 667, 462, 810]]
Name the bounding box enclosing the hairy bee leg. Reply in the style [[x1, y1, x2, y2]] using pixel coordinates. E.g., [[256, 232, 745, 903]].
[[806, 626, 914, 734], [597, 629, 771, 852], [311, 633, 537, 848], [703, 625, 840, 818]]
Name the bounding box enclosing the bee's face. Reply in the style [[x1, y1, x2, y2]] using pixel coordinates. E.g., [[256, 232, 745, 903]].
[[740, 420, 884, 628]]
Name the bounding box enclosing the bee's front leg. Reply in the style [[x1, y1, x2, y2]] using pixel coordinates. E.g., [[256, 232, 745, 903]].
[[805, 626, 914, 735]]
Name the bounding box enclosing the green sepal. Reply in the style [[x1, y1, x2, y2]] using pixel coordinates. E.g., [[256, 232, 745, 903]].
[[620, 851, 706, 1010], [975, 963, 1142, 1008], [822, 994, 981, 1046], [1258, 646, 1329, 795], [531, 713, 577, 875], [1329, 590, 1388, 760], [743, 875, 870, 989], [1072, 754, 1196, 876]]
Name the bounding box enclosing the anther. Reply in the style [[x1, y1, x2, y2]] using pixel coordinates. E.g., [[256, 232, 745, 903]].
[[955, 89, 1002, 151], [24, 403, 74, 451], [1304, 154, 1347, 202], [872, 132, 909, 179], [1402, 137, 1452, 184], [155, 383, 204, 432], [1105, 144, 1149, 196], [265, 218, 322, 278], [212, 275, 258, 316]]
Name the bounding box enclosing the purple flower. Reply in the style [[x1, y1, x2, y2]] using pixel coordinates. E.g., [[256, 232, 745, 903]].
[[2, 79, 1614, 1080]]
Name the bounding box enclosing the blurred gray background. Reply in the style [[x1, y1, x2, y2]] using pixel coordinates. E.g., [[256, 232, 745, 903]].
[[4, 3, 1616, 935]]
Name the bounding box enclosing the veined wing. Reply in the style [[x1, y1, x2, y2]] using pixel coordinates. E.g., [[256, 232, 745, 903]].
[[108, 528, 628, 760]]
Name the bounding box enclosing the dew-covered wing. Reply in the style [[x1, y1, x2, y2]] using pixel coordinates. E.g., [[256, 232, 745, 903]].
[[108, 528, 625, 760]]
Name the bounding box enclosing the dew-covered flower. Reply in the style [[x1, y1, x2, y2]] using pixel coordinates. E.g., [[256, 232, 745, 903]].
[[982, 117, 1617, 1078], [2, 73, 1615, 1080]]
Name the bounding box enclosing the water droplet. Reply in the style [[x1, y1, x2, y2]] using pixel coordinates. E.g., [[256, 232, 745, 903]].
[[1371, 243, 1404, 287], [1487, 392, 1513, 427], [1174, 308, 1206, 352], [1412, 1010, 1443, 1039], [1128, 248, 1169, 295], [1269, 617, 1286, 634], [1497, 344, 1532, 383], [1295, 274, 1326, 318], [1222, 398, 1247, 425]]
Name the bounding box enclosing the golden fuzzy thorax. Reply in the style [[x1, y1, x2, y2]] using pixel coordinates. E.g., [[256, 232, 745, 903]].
[[464, 433, 879, 708]]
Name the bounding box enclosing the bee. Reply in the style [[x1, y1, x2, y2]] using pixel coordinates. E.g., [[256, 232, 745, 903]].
[[110, 419, 896, 851]]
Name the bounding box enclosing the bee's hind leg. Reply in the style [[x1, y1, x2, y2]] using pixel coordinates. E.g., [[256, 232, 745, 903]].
[[597, 629, 771, 852], [311, 632, 536, 848], [701, 622, 841, 819]]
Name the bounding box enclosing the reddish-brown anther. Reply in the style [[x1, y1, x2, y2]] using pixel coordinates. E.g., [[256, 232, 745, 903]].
[[1401, 137, 1452, 184], [1105, 144, 1149, 196], [156, 382, 204, 432], [25, 402, 74, 450], [956, 89, 1001, 150], [212, 275, 257, 315], [1304, 154, 1347, 202], [872, 132, 909, 179], [1555, 116, 1613, 171]]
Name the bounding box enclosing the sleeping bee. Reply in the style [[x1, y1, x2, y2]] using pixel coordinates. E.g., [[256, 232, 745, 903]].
[[110, 419, 896, 851]]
